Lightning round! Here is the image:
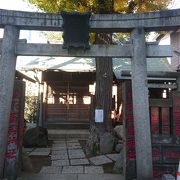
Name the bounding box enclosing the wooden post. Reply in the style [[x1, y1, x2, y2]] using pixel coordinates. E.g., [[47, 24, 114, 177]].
[[0, 25, 19, 179], [131, 28, 153, 180]]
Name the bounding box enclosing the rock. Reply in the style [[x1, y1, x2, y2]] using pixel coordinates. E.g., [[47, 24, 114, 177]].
[[22, 150, 33, 172], [86, 125, 100, 155], [118, 139, 123, 144], [23, 127, 48, 147], [113, 125, 124, 140], [162, 174, 175, 180], [100, 132, 114, 154], [115, 144, 123, 153], [113, 149, 124, 173]]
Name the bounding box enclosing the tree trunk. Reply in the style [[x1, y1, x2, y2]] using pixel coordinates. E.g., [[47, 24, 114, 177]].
[[95, 33, 113, 133], [86, 33, 113, 154]]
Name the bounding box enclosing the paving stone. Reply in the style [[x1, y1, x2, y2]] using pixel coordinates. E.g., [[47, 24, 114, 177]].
[[51, 154, 69, 160], [52, 159, 70, 166], [51, 149, 67, 154], [17, 174, 78, 180], [29, 151, 50, 156], [84, 166, 104, 174], [89, 155, 113, 165], [62, 166, 84, 174], [78, 174, 124, 180], [39, 166, 62, 174], [70, 158, 89, 166], [68, 149, 86, 159], [106, 154, 119, 161]]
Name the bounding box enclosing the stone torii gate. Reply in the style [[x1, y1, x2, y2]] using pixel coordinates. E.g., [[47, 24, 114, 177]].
[[0, 8, 180, 180]]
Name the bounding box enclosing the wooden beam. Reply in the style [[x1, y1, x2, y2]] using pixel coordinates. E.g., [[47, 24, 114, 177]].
[[122, 70, 180, 78], [148, 83, 177, 89], [0, 9, 180, 32], [10, 43, 172, 57]]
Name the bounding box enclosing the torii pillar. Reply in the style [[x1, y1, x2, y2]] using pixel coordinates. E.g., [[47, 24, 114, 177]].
[[0, 25, 19, 178], [131, 28, 153, 179]]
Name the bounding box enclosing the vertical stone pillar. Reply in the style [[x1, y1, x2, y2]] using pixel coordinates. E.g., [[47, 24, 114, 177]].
[[176, 73, 180, 91], [131, 28, 153, 180], [0, 25, 19, 178]]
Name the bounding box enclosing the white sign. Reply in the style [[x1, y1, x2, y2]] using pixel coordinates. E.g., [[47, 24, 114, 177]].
[[95, 109, 104, 123]]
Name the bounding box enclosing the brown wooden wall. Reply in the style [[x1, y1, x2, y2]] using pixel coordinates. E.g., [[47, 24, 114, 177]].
[[46, 104, 90, 124]]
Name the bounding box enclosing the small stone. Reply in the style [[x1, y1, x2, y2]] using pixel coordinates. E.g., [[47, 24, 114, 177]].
[[70, 158, 89, 165], [100, 132, 114, 154], [162, 174, 175, 180], [113, 125, 124, 140], [62, 166, 83, 174], [85, 166, 104, 174], [113, 150, 124, 173], [52, 159, 69, 166], [115, 144, 123, 153]]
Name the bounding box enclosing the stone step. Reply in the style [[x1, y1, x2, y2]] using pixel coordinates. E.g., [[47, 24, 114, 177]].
[[46, 122, 89, 130], [48, 129, 89, 140], [17, 174, 124, 180]]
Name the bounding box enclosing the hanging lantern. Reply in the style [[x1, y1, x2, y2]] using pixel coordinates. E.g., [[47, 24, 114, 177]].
[[61, 11, 91, 49]]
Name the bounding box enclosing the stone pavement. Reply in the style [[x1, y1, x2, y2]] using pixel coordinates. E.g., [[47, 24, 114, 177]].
[[21, 138, 124, 179], [18, 174, 124, 180]]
